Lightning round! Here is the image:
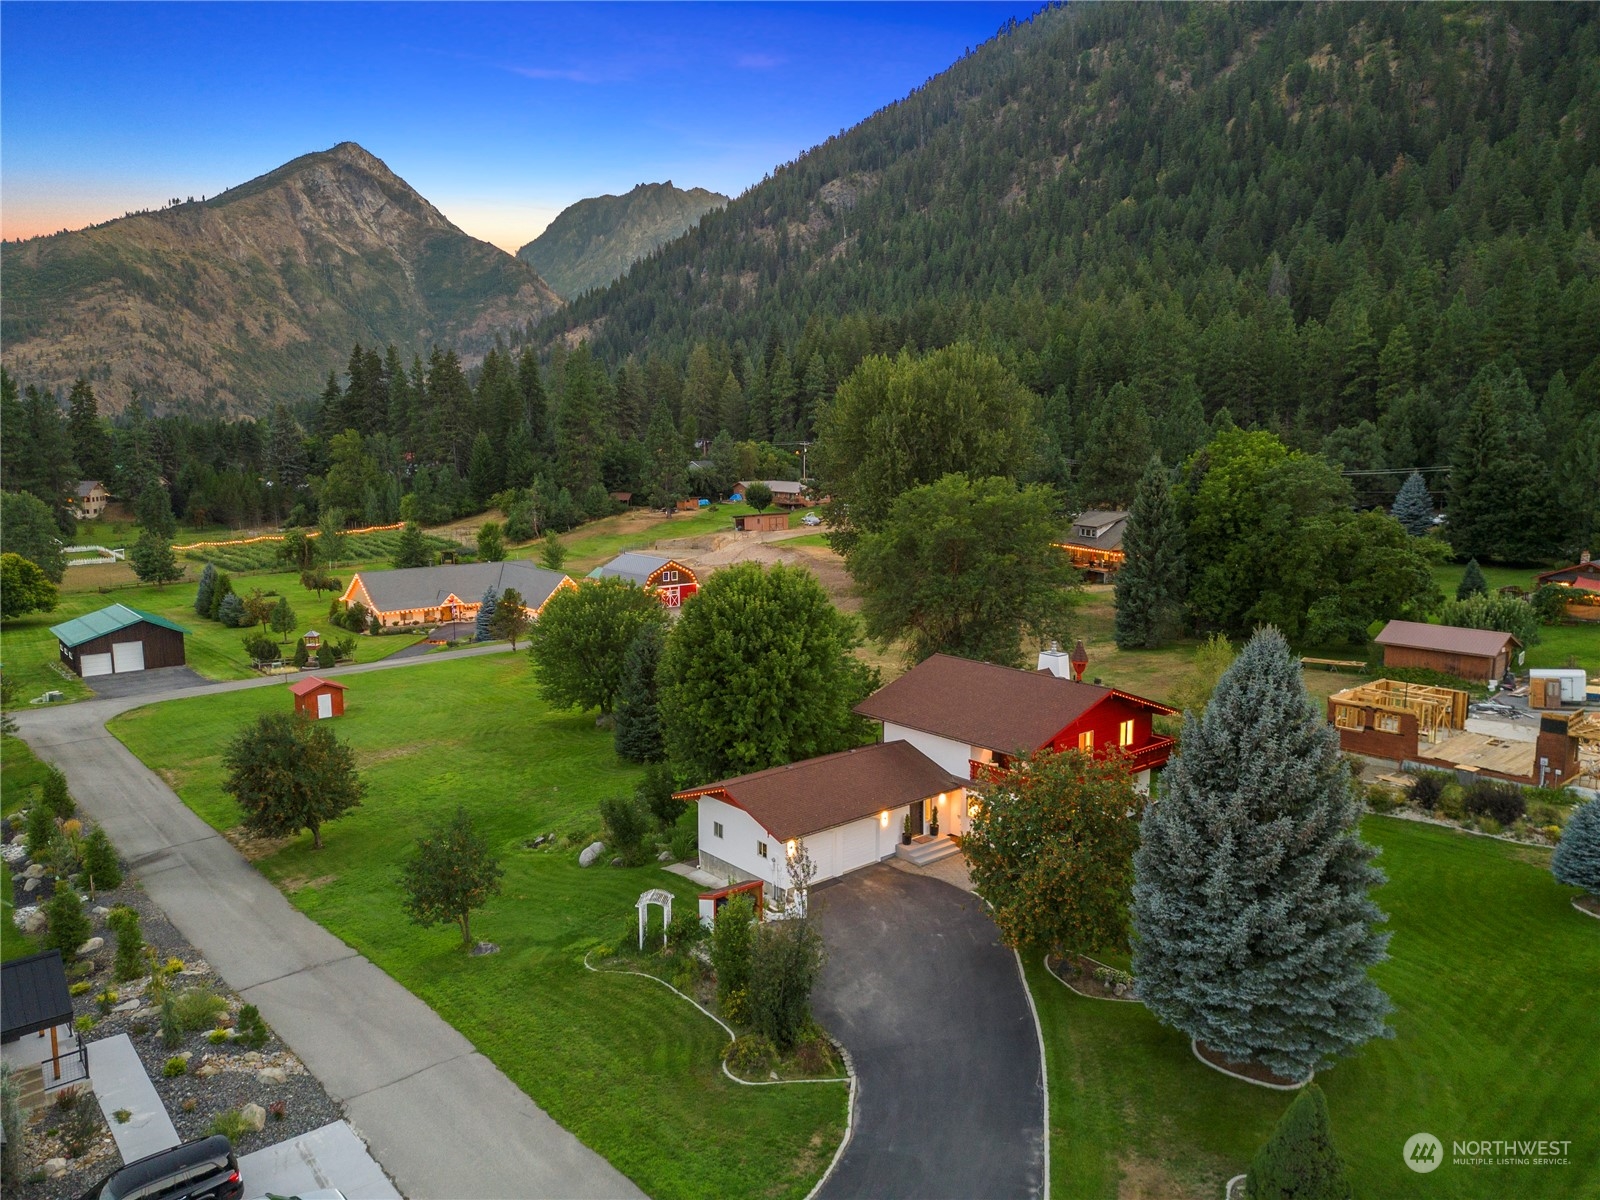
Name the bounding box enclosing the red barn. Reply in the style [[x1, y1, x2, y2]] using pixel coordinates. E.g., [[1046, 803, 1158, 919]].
[[587, 553, 699, 608], [290, 676, 347, 719]]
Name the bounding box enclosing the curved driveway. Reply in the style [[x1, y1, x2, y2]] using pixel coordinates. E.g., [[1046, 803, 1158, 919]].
[[13, 644, 643, 1200], [811, 865, 1046, 1200]]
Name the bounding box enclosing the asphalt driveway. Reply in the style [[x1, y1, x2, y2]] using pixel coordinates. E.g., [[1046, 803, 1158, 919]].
[[811, 865, 1046, 1200], [86, 665, 209, 698]]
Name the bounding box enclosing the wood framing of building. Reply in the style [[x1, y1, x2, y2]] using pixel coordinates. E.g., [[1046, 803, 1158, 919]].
[[1327, 679, 1470, 760]]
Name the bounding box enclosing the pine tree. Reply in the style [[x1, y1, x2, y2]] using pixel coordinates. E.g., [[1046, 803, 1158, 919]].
[[43, 890, 92, 964], [1114, 459, 1186, 649], [194, 562, 218, 617], [217, 592, 245, 628], [1131, 628, 1392, 1080], [270, 595, 297, 643], [1456, 558, 1488, 601], [393, 520, 431, 569], [130, 529, 182, 587], [1246, 1085, 1353, 1200], [1390, 471, 1434, 537], [81, 827, 122, 896], [1551, 800, 1600, 897], [614, 621, 666, 763], [475, 588, 498, 642]]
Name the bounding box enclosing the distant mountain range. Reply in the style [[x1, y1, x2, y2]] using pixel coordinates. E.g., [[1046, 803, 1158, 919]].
[[2, 142, 562, 415], [517, 182, 727, 299]]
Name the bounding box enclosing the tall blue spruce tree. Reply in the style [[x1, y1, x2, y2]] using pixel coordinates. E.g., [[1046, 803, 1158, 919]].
[[1131, 628, 1392, 1080], [614, 621, 666, 763], [475, 587, 498, 642], [194, 562, 218, 617], [1551, 800, 1600, 898], [1389, 471, 1434, 537]]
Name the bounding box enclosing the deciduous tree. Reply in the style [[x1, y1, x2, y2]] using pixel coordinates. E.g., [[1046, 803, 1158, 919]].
[[476, 520, 506, 563], [0, 553, 58, 618], [0, 491, 66, 582], [660, 562, 877, 781], [221, 712, 365, 850], [130, 530, 182, 587], [743, 481, 774, 513], [848, 474, 1078, 667], [965, 749, 1146, 954], [401, 806, 504, 949], [529, 579, 665, 720], [538, 532, 567, 571], [1132, 629, 1392, 1080], [487, 587, 531, 649]]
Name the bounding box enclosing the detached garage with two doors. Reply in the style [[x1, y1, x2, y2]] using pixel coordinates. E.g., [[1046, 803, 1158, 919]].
[[50, 604, 190, 679]]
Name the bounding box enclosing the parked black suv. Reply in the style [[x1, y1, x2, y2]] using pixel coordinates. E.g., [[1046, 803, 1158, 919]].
[[78, 1135, 244, 1200]]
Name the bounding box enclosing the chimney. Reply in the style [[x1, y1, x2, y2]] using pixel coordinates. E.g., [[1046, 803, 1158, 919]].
[[1582, 549, 1592, 565], [1037, 643, 1070, 679], [1069, 640, 1090, 682]]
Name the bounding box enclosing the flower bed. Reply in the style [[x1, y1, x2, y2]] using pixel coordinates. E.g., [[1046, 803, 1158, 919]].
[[1191, 1039, 1311, 1091], [1044, 952, 1140, 1002]]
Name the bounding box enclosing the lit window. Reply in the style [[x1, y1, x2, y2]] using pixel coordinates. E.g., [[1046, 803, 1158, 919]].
[[757, 841, 769, 859], [713, 822, 724, 839], [1119, 719, 1136, 747], [1078, 730, 1094, 752]]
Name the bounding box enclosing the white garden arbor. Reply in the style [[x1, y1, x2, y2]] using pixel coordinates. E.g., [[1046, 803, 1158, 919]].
[[636, 888, 674, 949]]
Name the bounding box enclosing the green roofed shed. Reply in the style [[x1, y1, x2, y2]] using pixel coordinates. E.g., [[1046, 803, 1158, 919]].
[[49, 603, 190, 678]]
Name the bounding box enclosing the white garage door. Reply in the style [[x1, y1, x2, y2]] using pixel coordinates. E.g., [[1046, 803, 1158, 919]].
[[80, 653, 114, 678], [838, 820, 880, 874], [111, 641, 146, 673], [808, 833, 838, 883]]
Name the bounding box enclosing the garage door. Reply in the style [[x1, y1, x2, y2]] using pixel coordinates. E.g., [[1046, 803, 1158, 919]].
[[838, 820, 880, 874], [808, 833, 838, 883], [111, 641, 146, 673], [80, 653, 114, 678]]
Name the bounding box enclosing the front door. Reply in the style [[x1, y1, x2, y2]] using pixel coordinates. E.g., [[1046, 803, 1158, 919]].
[[317, 693, 334, 719]]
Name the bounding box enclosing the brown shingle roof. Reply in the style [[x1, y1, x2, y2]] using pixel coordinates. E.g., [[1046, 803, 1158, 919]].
[[853, 653, 1173, 754], [675, 740, 967, 840], [1373, 620, 1520, 658]]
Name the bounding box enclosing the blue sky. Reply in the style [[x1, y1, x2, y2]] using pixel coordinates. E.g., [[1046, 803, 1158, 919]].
[[2, 2, 1040, 251]]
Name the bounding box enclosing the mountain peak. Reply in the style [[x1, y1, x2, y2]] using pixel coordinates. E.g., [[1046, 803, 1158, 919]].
[[518, 181, 728, 299]]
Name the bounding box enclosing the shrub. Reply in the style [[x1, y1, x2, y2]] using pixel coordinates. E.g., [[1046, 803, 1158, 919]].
[[162, 1056, 188, 1077], [206, 1029, 231, 1045], [635, 762, 684, 828], [181, 1098, 197, 1114], [109, 907, 145, 982], [69, 980, 92, 997], [749, 918, 826, 1052], [173, 987, 227, 1032], [725, 1034, 777, 1076], [793, 1032, 833, 1075], [723, 986, 752, 1025], [61, 1094, 98, 1158], [0, 1064, 23, 1188], [268, 1100, 287, 1123], [598, 794, 651, 861], [53, 1085, 83, 1112], [166, 957, 185, 973], [1464, 781, 1525, 826], [95, 989, 118, 1013], [42, 890, 91, 963], [1437, 785, 1466, 821], [74, 1015, 97, 1035], [1093, 965, 1136, 990], [1408, 772, 1449, 812], [711, 895, 756, 1011], [81, 827, 122, 893], [161, 997, 183, 1049], [41, 766, 75, 820], [667, 909, 706, 950], [207, 1108, 253, 1145], [1364, 786, 1398, 814], [1246, 1084, 1352, 1200], [235, 1004, 269, 1049], [669, 809, 698, 862], [24, 805, 56, 860]]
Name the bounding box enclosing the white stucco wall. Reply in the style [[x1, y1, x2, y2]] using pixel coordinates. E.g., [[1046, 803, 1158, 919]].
[[697, 797, 912, 893], [883, 723, 976, 779]]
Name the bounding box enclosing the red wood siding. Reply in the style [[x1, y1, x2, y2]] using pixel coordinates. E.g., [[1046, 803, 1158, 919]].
[[1046, 695, 1170, 769], [294, 685, 346, 718], [1381, 645, 1504, 684]]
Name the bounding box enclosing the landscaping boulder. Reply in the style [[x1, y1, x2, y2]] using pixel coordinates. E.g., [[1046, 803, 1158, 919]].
[[658, 850, 673, 862], [43, 1157, 67, 1177], [77, 936, 105, 956], [578, 841, 606, 867], [195, 1063, 222, 1079], [257, 1067, 287, 1085], [14, 906, 45, 934], [241, 1102, 267, 1133], [23, 862, 46, 880], [23, 877, 40, 893]]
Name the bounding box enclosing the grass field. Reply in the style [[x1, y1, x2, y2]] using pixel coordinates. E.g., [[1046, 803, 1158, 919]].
[[0, 570, 425, 704], [110, 655, 845, 1200], [1030, 817, 1600, 1198]]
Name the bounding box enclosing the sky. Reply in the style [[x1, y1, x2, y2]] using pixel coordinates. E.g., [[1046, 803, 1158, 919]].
[[2, 1, 1042, 253]]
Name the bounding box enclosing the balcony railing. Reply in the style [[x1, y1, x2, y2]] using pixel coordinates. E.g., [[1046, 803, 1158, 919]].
[[970, 736, 1175, 781]]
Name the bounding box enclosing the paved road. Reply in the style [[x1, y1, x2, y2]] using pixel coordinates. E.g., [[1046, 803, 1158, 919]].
[[811, 866, 1046, 1200], [13, 643, 643, 1200]]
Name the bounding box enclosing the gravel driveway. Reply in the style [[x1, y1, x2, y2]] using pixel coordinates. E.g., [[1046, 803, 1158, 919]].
[[811, 865, 1046, 1199]]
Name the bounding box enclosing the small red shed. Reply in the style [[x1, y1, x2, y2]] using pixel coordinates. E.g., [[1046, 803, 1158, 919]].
[[290, 675, 347, 719]]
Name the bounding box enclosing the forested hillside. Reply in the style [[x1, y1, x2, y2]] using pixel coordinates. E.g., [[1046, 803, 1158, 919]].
[[539, 2, 1597, 547], [518, 182, 728, 299]]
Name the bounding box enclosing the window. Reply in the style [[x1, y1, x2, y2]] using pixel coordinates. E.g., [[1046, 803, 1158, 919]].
[[1078, 730, 1094, 752], [713, 822, 724, 839], [1333, 705, 1365, 732], [1119, 719, 1136, 747], [1376, 714, 1401, 734], [757, 840, 769, 859], [662, 569, 678, 582]]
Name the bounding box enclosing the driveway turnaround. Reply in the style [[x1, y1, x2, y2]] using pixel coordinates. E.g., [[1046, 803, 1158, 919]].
[[14, 646, 644, 1200], [810, 865, 1045, 1200]]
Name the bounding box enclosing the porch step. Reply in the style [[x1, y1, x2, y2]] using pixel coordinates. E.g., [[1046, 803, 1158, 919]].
[[13, 1062, 46, 1110], [895, 835, 961, 867]]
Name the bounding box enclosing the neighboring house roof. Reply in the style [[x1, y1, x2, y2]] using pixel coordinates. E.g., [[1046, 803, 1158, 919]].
[[854, 653, 1175, 755], [50, 603, 190, 648], [1570, 576, 1600, 593], [288, 675, 347, 696], [688, 459, 715, 471], [1374, 620, 1521, 657], [1535, 560, 1600, 586], [737, 480, 806, 495], [1061, 510, 1130, 552], [676, 740, 968, 841], [587, 552, 682, 586], [347, 562, 571, 614], [2, 950, 73, 1041], [73, 480, 107, 499]]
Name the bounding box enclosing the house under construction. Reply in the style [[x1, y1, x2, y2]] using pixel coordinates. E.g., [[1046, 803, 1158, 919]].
[[1328, 679, 1469, 757]]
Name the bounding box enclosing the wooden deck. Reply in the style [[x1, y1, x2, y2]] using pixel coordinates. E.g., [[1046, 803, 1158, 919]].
[[1419, 731, 1536, 781]]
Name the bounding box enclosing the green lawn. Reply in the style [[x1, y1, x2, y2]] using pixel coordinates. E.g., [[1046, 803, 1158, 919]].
[[109, 654, 844, 1200], [0, 569, 424, 703], [1031, 817, 1600, 1198]]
